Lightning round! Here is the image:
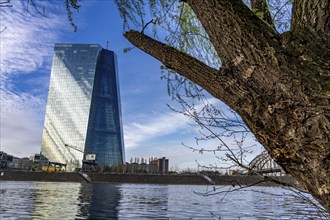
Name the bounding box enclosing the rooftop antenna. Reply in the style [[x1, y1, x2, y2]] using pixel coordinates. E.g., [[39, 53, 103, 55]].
[[106, 40, 109, 50]]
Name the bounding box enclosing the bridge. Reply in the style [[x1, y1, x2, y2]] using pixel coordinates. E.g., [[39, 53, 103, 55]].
[[247, 150, 284, 175]]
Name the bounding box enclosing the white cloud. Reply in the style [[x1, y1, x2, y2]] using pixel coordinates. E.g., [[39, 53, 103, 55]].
[[0, 1, 68, 78], [123, 97, 238, 149], [123, 98, 221, 149], [123, 97, 262, 170], [0, 89, 45, 157], [0, 1, 68, 157], [123, 110, 192, 149]]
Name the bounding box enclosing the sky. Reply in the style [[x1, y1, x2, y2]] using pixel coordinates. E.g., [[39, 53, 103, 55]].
[[0, 0, 262, 171]]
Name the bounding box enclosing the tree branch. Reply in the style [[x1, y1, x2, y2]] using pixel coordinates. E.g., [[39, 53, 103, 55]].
[[0, 0, 12, 7], [124, 30, 247, 110], [291, 0, 330, 40], [65, 0, 80, 32]]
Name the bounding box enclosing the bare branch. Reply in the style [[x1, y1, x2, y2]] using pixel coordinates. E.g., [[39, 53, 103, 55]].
[[141, 19, 155, 33], [27, 0, 46, 17], [0, 1, 11, 33], [0, 0, 12, 7], [0, 26, 7, 33], [65, 0, 81, 32]]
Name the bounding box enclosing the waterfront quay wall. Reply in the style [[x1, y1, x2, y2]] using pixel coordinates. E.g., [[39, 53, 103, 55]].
[[0, 171, 296, 186], [91, 173, 296, 186], [0, 171, 85, 183], [91, 173, 207, 184]]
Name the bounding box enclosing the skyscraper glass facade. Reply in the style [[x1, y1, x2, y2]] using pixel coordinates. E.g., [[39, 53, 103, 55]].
[[41, 44, 125, 171]]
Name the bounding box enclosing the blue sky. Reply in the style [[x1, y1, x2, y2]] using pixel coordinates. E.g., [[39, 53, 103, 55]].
[[1, 0, 261, 170]]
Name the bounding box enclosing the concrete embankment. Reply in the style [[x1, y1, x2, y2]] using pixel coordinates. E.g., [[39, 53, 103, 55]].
[[0, 171, 85, 183], [0, 171, 297, 186], [90, 173, 297, 186]]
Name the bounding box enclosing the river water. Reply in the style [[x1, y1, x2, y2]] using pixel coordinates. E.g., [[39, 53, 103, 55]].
[[0, 181, 328, 219]]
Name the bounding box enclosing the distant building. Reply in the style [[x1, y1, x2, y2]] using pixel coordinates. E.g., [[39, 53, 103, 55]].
[[10, 157, 21, 170], [10, 157, 31, 170], [0, 151, 13, 169], [41, 44, 125, 171], [30, 154, 41, 163], [150, 157, 169, 174], [110, 157, 170, 174]]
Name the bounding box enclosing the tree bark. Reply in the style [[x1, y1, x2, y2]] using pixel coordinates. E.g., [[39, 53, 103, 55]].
[[124, 0, 330, 213], [291, 0, 330, 40]]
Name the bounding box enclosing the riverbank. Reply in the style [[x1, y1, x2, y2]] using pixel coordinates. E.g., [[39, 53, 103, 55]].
[[0, 170, 297, 186]]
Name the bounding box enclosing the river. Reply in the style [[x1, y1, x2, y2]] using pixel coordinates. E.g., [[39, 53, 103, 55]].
[[0, 181, 328, 219]]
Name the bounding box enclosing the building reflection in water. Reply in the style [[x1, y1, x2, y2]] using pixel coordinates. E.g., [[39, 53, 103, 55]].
[[77, 183, 121, 219], [3, 182, 322, 219], [32, 182, 80, 219], [117, 184, 169, 218], [78, 183, 169, 219], [28, 182, 169, 219]]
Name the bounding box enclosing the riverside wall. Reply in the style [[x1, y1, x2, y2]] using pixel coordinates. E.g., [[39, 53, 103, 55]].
[[90, 173, 297, 186], [0, 171, 85, 183], [0, 171, 297, 186]]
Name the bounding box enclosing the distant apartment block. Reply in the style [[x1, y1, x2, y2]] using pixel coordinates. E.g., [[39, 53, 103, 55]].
[[110, 157, 169, 174], [41, 44, 125, 171], [150, 157, 169, 174], [0, 151, 13, 169]]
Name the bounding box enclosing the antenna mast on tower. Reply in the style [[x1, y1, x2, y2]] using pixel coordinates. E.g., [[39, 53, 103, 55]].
[[106, 40, 109, 49]]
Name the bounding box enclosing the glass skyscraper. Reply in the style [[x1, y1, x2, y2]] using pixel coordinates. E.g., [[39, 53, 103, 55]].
[[41, 44, 125, 171]]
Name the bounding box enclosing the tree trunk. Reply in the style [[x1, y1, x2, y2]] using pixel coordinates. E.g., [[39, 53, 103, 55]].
[[124, 0, 330, 212]]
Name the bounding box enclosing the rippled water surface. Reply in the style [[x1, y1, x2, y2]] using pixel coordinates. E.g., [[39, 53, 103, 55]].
[[0, 181, 328, 219]]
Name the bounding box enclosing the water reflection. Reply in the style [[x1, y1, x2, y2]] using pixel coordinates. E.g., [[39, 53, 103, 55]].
[[118, 184, 169, 219], [0, 181, 328, 219], [249, 187, 327, 219], [0, 181, 81, 219], [0, 181, 35, 219], [77, 183, 169, 219], [32, 182, 81, 219], [77, 183, 121, 219]]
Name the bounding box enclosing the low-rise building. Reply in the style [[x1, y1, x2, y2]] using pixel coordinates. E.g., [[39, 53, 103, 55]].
[[150, 157, 169, 174], [0, 151, 13, 169]]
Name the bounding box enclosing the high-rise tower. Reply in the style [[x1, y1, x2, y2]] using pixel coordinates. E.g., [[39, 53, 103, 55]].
[[41, 44, 125, 171]]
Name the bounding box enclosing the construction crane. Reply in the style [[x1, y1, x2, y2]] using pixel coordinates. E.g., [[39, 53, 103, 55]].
[[64, 144, 83, 153]]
